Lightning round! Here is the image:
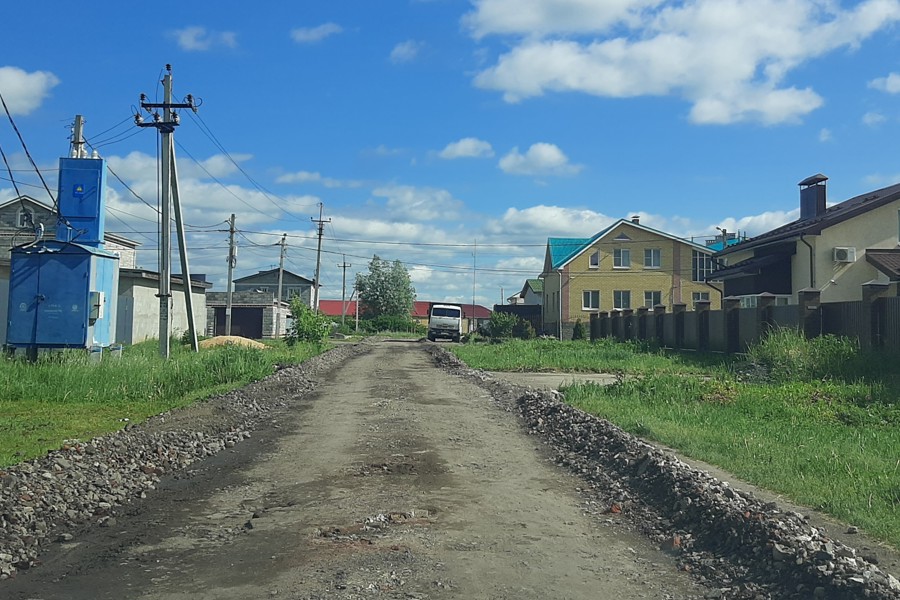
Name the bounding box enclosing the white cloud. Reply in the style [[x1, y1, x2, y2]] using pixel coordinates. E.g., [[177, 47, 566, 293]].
[[0, 66, 60, 115], [869, 72, 900, 93], [715, 209, 799, 238], [862, 111, 886, 127], [291, 23, 343, 44], [390, 40, 424, 64], [366, 144, 404, 157], [818, 128, 832, 142], [170, 26, 237, 51], [498, 143, 582, 176], [276, 170, 363, 188], [371, 185, 463, 221], [468, 0, 900, 125], [486, 205, 615, 237], [439, 137, 495, 159]]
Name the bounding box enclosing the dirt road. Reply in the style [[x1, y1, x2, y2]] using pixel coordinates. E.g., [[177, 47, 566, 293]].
[[4, 341, 711, 599]]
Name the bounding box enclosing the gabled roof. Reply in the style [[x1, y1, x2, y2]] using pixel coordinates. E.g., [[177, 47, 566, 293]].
[[718, 182, 900, 256], [319, 299, 358, 316], [234, 268, 315, 284], [523, 278, 543, 294], [545, 219, 712, 271], [0, 195, 52, 213]]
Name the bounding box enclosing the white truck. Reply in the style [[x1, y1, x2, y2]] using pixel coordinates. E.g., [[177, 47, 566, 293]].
[[427, 303, 463, 342]]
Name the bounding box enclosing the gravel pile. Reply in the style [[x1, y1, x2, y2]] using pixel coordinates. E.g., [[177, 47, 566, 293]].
[[0, 341, 368, 580], [427, 344, 900, 600]]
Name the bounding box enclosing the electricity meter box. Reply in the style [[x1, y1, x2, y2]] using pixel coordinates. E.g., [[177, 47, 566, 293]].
[[6, 241, 119, 350]]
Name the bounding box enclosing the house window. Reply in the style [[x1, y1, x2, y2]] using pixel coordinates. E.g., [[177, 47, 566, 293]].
[[644, 248, 661, 268], [644, 291, 661, 307], [692, 251, 713, 282], [582, 290, 599, 310], [614, 290, 631, 310], [17, 208, 34, 228], [692, 291, 710, 304], [614, 248, 630, 269], [589, 250, 600, 269]]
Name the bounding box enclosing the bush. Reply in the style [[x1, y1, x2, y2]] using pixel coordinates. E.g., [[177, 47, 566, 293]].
[[747, 327, 860, 382], [488, 311, 518, 339], [361, 314, 424, 334], [512, 319, 536, 340], [287, 298, 331, 345], [572, 319, 586, 340]]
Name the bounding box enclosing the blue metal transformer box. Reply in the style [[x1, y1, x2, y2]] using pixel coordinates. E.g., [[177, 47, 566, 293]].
[[55, 157, 107, 247], [6, 241, 119, 350]]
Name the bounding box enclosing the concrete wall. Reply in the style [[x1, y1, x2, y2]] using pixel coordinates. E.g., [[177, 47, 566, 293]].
[[118, 278, 207, 345]]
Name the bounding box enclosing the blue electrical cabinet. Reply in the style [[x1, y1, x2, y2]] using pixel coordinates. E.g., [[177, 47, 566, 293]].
[[55, 157, 107, 246], [6, 241, 119, 350]]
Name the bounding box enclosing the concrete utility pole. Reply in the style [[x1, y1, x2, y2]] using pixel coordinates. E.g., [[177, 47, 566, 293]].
[[275, 234, 287, 338], [311, 203, 330, 310], [225, 214, 237, 335], [472, 238, 477, 333], [135, 64, 198, 358], [338, 255, 351, 327]]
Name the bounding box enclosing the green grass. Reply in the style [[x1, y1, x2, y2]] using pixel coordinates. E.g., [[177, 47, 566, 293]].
[[453, 333, 900, 550], [0, 339, 327, 467], [450, 337, 723, 374]]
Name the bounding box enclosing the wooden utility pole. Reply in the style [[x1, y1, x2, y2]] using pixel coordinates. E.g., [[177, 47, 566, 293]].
[[225, 214, 237, 335], [338, 255, 351, 327], [135, 64, 198, 358], [275, 234, 287, 338], [311, 203, 330, 310]]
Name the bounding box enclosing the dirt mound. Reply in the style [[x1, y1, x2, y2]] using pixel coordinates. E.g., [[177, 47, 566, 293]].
[[199, 335, 268, 350]]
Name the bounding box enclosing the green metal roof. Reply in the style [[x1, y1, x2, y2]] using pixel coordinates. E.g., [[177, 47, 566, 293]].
[[525, 278, 543, 293]]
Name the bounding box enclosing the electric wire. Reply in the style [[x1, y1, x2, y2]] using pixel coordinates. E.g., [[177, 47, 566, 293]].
[[0, 92, 58, 211]]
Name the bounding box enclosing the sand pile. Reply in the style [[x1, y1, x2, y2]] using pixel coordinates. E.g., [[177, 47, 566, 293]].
[[198, 336, 268, 350]]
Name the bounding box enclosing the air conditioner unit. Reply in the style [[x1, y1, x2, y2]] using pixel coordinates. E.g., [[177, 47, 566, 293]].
[[833, 246, 856, 263]]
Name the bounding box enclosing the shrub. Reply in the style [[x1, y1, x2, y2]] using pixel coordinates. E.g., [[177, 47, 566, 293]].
[[488, 311, 518, 339], [287, 298, 331, 345], [361, 314, 423, 334], [512, 319, 536, 340], [572, 319, 586, 340], [747, 327, 860, 383]]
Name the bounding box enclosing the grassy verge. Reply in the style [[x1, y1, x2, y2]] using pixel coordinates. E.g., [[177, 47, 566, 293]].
[[452, 332, 900, 550], [0, 339, 327, 467]]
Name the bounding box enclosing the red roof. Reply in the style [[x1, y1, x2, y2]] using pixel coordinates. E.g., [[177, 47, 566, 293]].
[[317, 300, 491, 319]]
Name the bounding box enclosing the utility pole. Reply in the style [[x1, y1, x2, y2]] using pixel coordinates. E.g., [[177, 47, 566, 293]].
[[135, 64, 198, 358], [311, 203, 330, 310], [275, 234, 287, 338], [472, 238, 477, 333], [338, 255, 351, 327], [225, 214, 237, 335]]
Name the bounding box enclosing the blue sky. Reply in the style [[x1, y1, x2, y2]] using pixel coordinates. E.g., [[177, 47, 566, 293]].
[[3, 0, 900, 307]]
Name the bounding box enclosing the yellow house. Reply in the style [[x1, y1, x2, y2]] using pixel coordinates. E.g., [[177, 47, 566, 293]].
[[713, 175, 900, 304], [540, 217, 718, 338]]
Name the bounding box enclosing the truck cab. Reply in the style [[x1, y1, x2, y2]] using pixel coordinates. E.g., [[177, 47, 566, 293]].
[[427, 303, 462, 342]]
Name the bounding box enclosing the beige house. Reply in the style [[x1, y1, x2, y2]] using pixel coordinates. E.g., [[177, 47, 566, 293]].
[[541, 217, 718, 338], [712, 175, 900, 304]]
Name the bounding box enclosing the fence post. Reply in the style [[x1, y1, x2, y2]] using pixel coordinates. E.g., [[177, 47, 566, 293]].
[[672, 302, 687, 348], [695, 299, 711, 351], [797, 288, 822, 339], [861, 281, 892, 349], [636, 306, 649, 340], [724, 296, 741, 353], [653, 304, 666, 345]]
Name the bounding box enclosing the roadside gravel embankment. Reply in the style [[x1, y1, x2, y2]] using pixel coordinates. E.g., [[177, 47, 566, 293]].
[[0, 342, 369, 580], [427, 344, 900, 600]]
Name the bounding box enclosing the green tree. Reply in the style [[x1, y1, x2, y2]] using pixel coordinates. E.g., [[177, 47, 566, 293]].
[[356, 255, 416, 318]]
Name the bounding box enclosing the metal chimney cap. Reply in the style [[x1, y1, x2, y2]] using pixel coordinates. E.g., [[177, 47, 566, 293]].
[[798, 174, 828, 187]]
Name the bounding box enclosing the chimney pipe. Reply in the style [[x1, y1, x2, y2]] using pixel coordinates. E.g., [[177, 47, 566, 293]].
[[631, 215, 640, 224], [799, 174, 827, 220]]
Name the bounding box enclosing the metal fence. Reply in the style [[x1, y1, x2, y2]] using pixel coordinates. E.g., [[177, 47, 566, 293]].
[[589, 291, 900, 352]]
